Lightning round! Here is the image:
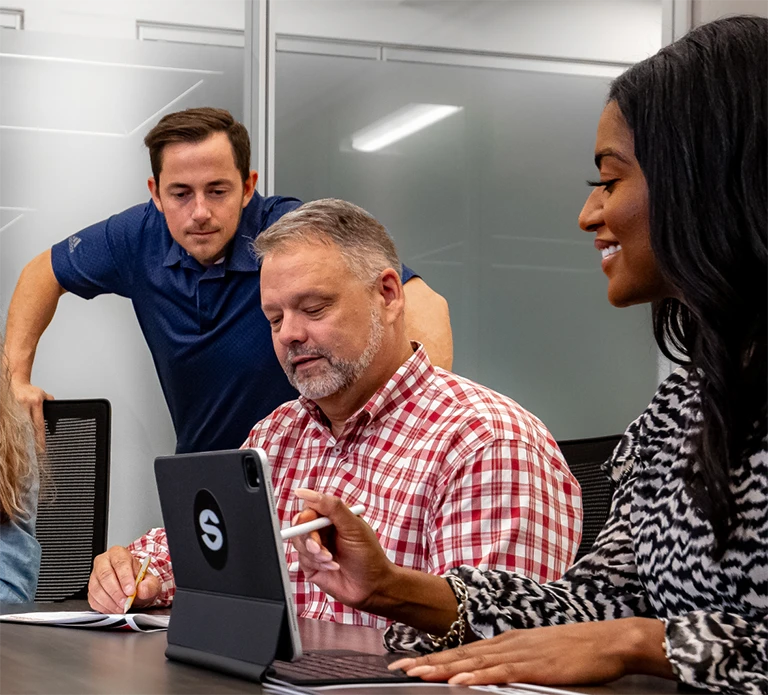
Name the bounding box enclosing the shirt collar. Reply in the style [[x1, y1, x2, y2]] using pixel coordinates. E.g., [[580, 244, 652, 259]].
[[298, 342, 434, 429], [163, 239, 184, 268], [227, 231, 262, 272], [162, 226, 260, 273]]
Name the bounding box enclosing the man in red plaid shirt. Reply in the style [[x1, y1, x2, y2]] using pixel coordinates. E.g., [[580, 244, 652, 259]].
[[88, 199, 582, 627]]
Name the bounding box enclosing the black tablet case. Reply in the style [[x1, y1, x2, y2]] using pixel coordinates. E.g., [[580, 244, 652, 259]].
[[155, 448, 416, 686], [156, 449, 300, 681]]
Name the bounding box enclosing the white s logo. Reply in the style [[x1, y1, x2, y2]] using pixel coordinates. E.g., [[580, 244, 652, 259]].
[[199, 509, 224, 551]]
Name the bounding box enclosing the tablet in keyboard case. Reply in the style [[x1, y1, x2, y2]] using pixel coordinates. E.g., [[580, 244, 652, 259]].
[[155, 449, 301, 682]]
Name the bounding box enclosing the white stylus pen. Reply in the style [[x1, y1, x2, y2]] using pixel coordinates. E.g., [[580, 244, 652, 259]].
[[280, 504, 366, 540]]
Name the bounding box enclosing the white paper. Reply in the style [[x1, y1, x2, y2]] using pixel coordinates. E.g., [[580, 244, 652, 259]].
[[473, 685, 574, 694], [306, 684, 573, 693], [283, 681, 574, 694], [0, 611, 169, 632]]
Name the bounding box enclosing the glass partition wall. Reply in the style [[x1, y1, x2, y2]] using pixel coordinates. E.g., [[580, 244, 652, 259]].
[[0, 12, 245, 544], [1, 0, 667, 546], [263, 0, 664, 441]]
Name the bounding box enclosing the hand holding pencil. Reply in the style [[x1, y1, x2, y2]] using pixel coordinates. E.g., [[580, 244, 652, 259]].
[[87, 547, 162, 615], [123, 555, 151, 613]]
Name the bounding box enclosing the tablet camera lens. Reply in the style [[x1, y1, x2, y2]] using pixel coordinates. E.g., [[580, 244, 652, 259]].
[[243, 456, 260, 488]]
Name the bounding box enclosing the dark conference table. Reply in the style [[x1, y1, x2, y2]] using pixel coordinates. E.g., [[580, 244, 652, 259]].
[[0, 601, 680, 694]]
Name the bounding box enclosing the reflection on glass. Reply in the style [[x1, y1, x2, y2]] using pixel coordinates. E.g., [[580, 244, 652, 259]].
[[275, 51, 658, 440], [351, 103, 462, 152]]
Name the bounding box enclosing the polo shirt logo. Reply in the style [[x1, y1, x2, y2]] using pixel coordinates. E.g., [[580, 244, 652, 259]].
[[68, 235, 82, 253]]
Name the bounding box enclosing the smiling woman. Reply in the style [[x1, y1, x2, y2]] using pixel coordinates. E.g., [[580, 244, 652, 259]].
[[578, 102, 671, 308], [287, 15, 768, 694]]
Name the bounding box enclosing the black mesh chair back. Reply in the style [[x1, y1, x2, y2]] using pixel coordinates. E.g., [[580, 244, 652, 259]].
[[557, 434, 622, 561], [35, 399, 111, 602]]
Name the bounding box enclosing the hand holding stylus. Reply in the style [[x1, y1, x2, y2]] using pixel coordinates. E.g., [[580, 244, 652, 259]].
[[288, 489, 397, 613], [281, 504, 366, 540]]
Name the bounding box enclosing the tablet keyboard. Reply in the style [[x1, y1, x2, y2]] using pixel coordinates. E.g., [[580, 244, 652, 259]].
[[268, 649, 415, 685]]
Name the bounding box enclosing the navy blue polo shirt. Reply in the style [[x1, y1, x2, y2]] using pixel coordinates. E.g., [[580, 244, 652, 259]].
[[51, 192, 415, 454]]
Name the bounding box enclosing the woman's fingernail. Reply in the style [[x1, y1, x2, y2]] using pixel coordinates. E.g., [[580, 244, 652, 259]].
[[448, 672, 474, 685], [295, 488, 322, 502], [388, 658, 415, 671], [406, 665, 436, 677], [306, 539, 321, 554], [291, 513, 301, 525]]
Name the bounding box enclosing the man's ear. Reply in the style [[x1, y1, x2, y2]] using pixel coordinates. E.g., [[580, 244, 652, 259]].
[[377, 268, 405, 322], [148, 178, 163, 213], [242, 171, 259, 208]]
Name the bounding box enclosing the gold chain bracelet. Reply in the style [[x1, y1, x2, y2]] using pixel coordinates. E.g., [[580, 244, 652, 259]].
[[427, 574, 469, 650]]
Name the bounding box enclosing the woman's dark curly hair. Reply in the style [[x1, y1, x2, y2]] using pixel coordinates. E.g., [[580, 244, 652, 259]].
[[609, 15, 767, 557]]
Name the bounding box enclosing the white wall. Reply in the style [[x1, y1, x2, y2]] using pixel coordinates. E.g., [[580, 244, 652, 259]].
[[2, 0, 245, 37], [273, 0, 661, 63], [693, 0, 768, 24], [4, 0, 664, 62]]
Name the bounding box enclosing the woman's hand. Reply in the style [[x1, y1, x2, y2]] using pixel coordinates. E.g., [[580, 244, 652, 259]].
[[289, 489, 397, 613], [388, 618, 673, 686]]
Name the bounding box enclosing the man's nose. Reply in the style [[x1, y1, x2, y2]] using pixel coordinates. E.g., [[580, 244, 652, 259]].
[[277, 313, 307, 346], [191, 194, 212, 223]]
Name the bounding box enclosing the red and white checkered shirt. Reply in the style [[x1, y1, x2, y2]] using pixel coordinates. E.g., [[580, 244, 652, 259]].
[[129, 344, 581, 628]]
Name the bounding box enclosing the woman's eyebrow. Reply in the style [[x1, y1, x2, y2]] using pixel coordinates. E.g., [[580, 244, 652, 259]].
[[594, 149, 631, 168]]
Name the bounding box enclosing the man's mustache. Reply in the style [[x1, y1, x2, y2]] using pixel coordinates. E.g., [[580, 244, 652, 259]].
[[285, 346, 335, 372]]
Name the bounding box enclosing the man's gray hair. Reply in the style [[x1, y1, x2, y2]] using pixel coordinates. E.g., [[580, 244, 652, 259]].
[[253, 198, 402, 284]]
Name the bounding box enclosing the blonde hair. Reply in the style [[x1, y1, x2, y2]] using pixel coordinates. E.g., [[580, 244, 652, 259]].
[[0, 336, 35, 522]]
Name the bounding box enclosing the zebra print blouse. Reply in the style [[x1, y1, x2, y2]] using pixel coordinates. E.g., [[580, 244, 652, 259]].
[[384, 369, 768, 693]]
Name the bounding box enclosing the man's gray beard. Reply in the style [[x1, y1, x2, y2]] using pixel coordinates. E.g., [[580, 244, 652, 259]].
[[284, 308, 384, 401]]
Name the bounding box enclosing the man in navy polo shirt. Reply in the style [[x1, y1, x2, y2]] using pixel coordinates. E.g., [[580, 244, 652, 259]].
[[5, 107, 452, 454]]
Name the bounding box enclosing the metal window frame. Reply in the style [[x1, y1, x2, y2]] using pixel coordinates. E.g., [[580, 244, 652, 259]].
[[659, 0, 692, 382], [244, 0, 270, 195], [0, 7, 24, 30], [276, 34, 631, 79], [136, 20, 244, 48], [662, 0, 693, 45]]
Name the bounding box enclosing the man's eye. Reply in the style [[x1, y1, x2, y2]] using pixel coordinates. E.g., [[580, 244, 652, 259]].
[[304, 306, 325, 316]]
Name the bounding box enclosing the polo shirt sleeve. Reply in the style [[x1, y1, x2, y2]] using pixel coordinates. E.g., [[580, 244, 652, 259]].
[[261, 195, 302, 228], [401, 264, 417, 283], [51, 204, 147, 300]]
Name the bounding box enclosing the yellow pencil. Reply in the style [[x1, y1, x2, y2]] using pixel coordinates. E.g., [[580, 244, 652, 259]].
[[123, 555, 151, 614]]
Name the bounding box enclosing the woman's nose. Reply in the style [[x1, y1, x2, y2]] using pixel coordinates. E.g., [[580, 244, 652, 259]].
[[578, 187, 603, 233]]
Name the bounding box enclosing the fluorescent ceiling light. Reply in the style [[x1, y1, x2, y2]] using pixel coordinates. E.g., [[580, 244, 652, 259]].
[[351, 103, 462, 152]]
